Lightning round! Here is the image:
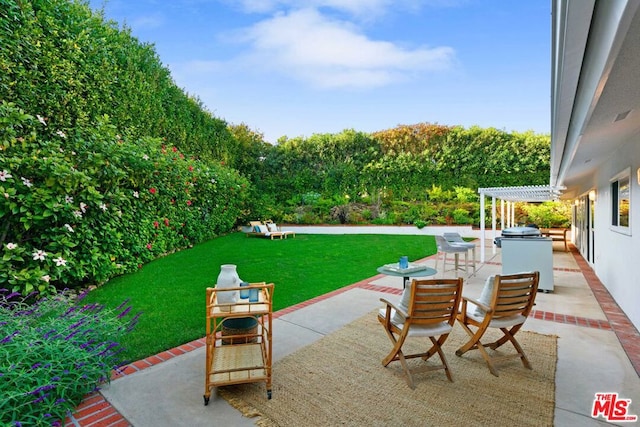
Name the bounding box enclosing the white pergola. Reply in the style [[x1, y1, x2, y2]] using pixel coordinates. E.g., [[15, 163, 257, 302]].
[[477, 185, 565, 262]]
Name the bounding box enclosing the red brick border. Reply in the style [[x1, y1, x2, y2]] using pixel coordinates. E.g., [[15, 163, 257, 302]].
[[569, 246, 640, 375]]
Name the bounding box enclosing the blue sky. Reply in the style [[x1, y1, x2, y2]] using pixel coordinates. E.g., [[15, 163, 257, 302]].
[[89, 0, 551, 143]]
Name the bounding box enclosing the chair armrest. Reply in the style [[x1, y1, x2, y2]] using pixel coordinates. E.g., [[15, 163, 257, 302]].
[[461, 295, 492, 314], [458, 298, 468, 322], [379, 297, 409, 320]]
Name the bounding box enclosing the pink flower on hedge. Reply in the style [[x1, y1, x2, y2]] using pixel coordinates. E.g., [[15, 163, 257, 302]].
[[32, 250, 47, 261], [153, 221, 159, 228], [54, 257, 67, 266], [146, 243, 152, 250], [0, 170, 12, 181], [186, 200, 192, 206], [172, 146, 177, 152], [164, 218, 170, 227], [188, 165, 194, 172], [6, 243, 17, 250], [149, 188, 156, 194]]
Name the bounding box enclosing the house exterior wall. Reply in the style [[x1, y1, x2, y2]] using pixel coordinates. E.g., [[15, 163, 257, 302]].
[[588, 136, 640, 331]]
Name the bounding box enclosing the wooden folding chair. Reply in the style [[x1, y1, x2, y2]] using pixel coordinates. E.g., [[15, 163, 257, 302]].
[[455, 272, 539, 376], [378, 278, 463, 388]]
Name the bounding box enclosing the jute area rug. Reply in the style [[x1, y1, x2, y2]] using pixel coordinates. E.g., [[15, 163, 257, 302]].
[[219, 311, 557, 427]]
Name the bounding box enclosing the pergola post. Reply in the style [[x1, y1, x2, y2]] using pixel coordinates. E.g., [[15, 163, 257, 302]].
[[476, 185, 565, 264], [480, 192, 486, 262], [492, 196, 497, 255]]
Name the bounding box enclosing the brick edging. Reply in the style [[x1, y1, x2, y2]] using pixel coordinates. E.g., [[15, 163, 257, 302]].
[[570, 247, 640, 375]]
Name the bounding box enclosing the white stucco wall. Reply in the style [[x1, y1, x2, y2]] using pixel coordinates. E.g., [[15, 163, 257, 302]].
[[590, 137, 640, 331]]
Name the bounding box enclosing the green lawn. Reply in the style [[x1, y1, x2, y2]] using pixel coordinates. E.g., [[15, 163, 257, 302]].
[[83, 232, 437, 362]]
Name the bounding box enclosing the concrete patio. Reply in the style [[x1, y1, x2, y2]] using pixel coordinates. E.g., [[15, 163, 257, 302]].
[[69, 230, 640, 426]]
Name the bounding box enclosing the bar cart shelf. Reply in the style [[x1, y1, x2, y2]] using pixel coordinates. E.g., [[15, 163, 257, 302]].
[[204, 282, 274, 405]]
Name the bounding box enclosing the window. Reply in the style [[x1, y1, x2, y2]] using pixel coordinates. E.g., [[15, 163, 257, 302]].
[[611, 169, 630, 230]]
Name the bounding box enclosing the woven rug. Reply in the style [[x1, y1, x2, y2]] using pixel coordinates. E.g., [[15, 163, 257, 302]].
[[219, 311, 557, 427]]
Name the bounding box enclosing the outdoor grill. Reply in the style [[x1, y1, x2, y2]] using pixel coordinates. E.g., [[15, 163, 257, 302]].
[[494, 226, 542, 248], [496, 225, 554, 292]]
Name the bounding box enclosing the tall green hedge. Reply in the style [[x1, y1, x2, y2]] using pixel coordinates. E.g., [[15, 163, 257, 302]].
[[0, 0, 251, 295], [246, 125, 551, 211], [0, 0, 235, 161]]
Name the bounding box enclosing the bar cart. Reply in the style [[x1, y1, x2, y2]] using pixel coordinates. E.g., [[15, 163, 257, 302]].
[[204, 282, 274, 405]]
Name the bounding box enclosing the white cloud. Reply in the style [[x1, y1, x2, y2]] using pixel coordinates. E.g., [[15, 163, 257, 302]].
[[130, 13, 165, 30], [236, 8, 455, 89], [227, 0, 379, 14], [228, 0, 281, 14], [226, 0, 464, 17], [308, 0, 395, 18]]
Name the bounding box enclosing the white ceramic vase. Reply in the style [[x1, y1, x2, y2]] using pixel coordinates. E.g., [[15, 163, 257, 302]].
[[216, 264, 240, 309]]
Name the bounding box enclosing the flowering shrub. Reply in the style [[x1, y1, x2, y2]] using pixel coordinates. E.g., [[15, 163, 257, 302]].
[[0, 289, 140, 426], [0, 102, 249, 295]]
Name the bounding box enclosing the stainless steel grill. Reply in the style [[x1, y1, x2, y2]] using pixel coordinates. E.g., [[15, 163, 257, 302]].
[[494, 226, 542, 247], [497, 226, 553, 292]]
